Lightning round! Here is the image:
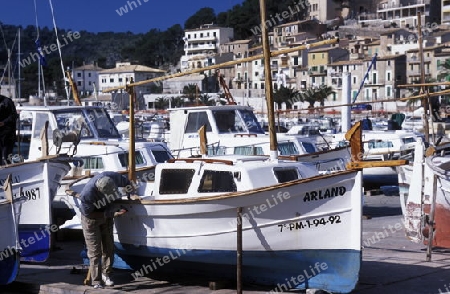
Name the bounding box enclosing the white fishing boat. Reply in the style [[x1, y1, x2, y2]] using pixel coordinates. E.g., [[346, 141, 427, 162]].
[[168, 105, 329, 158], [69, 147, 363, 293], [0, 155, 74, 262]]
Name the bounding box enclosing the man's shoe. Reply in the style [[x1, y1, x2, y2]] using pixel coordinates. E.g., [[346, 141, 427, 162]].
[[102, 274, 114, 286], [93, 283, 104, 289]]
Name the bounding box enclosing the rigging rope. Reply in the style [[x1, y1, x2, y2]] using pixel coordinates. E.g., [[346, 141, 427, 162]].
[[48, 0, 70, 101]]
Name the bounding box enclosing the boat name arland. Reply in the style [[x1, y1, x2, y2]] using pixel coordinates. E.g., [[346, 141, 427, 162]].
[[303, 187, 346, 202]]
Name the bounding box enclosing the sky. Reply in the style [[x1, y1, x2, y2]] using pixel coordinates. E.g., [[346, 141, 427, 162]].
[[0, 0, 245, 34]]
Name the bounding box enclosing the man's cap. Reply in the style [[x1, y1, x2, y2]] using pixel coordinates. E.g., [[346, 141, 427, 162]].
[[95, 176, 121, 199]]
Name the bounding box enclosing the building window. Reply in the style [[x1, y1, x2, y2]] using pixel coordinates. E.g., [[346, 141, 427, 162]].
[[118, 78, 123, 83], [109, 78, 114, 83], [386, 86, 392, 97], [77, 81, 81, 86], [88, 73, 91, 77], [77, 73, 81, 77], [312, 54, 315, 60], [387, 72, 391, 81]]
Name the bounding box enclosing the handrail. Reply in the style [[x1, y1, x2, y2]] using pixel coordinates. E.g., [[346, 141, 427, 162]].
[[167, 158, 234, 165]]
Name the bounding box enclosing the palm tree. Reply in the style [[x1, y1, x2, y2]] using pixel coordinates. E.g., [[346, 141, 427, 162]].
[[182, 84, 199, 103], [154, 97, 168, 110], [300, 85, 335, 111], [272, 85, 299, 109]]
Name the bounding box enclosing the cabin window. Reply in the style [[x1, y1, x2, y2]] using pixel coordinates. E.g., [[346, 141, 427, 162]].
[[151, 150, 173, 163], [368, 140, 393, 149], [82, 156, 104, 170], [274, 168, 299, 183], [34, 113, 51, 139], [209, 146, 227, 156], [278, 142, 299, 155], [198, 170, 237, 193], [86, 108, 121, 138], [300, 142, 316, 153], [234, 146, 264, 155], [213, 110, 243, 133], [185, 112, 212, 133], [239, 109, 264, 133], [402, 137, 416, 144], [118, 151, 146, 167], [159, 169, 195, 194]]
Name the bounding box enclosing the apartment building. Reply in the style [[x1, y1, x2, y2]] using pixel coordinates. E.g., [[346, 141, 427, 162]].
[[307, 46, 349, 88], [444, 0, 450, 25], [98, 62, 166, 95], [72, 63, 103, 97], [362, 0, 440, 29], [180, 24, 234, 72]]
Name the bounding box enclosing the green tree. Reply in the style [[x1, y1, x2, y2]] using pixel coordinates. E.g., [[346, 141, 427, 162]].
[[184, 8, 217, 30], [170, 96, 185, 108], [273, 85, 298, 109], [301, 85, 334, 110], [154, 97, 168, 110], [182, 84, 199, 103]]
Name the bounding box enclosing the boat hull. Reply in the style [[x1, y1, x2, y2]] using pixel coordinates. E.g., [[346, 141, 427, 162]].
[[111, 170, 362, 293], [0, 159, 71, 262], [115, 246, 360, 293], [0, 200, 20, 285]]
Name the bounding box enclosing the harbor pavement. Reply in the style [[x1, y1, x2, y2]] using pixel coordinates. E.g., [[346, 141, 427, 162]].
[[3, 193, 450, 294]]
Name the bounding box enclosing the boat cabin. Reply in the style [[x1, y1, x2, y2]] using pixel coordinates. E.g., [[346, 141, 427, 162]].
[[16, 106, 173, 173], [169, 105, 317, 158], [151, 156, 319, 200]]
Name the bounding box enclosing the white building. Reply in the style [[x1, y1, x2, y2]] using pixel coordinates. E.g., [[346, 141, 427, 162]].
[[98, 62, 166, 94], [72, 63, 103, 97], [181, 24, 234, 72]]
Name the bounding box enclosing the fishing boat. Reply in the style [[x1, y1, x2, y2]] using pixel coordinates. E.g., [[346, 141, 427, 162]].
[[400, 138, 450, 258], [168, 104, 323, 158], [69, 134, 363, 293], [0, 152, 75, 263], [0, 176, 25, 285]]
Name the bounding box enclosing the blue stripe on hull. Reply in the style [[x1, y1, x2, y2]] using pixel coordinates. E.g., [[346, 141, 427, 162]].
[[110, 244, 360, 293], [0, 249, 20, 285], [18, 225, 52, 262]]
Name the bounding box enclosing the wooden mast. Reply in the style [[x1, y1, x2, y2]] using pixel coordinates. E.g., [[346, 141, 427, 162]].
[[126, 78, 136, 183], [259, 0, 277, 160], [417, 11, 430, 143]]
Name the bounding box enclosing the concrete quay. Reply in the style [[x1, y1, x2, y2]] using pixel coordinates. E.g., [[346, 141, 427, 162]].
[[3, 194, 450, 294]]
